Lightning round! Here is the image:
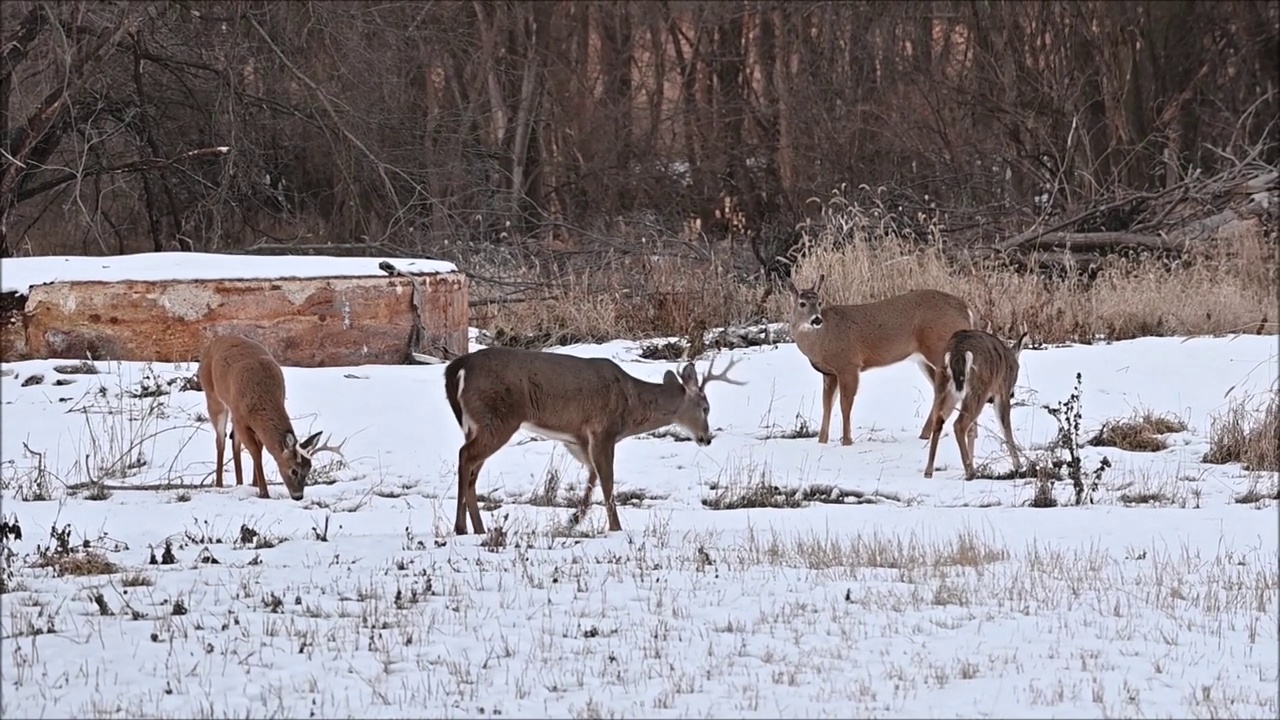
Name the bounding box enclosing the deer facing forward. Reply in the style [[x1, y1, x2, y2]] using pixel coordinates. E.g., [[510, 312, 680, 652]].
[[444, 346, 745, 535], [785, 275, 976, 445], [198, 336, 345, 500], [923, 329, 1027, 480]]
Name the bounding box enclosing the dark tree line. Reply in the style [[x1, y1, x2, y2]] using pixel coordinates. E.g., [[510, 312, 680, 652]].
[[1, 0, 1275, 261]]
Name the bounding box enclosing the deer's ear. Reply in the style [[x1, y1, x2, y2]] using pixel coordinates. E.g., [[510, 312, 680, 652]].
[[678, 362, 699, 389], [785, 277, 799, 296], [283, 431, 297, 450], [300, 432, 323, 451], [662, 370, 680, 386], [1012, 332, 1028, 356]]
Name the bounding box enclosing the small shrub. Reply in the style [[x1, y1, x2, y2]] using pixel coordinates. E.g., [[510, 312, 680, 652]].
[[1042, 373, 1112, 505], [235, 523, 284, 550], [0, 515, 22, 594], [480, 516, 509, 552], [1, 443, 57, 501], [526, 465, 571, 507], [81, 482, 113, 501], [759, 413, 819, 440], [28, 523, 125, 578]]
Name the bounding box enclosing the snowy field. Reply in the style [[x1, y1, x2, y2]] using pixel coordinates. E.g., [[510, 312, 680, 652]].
[[1, 329, 1277, 718]]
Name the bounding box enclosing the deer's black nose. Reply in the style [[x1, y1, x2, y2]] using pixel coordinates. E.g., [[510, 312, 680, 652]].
[[810, 316, 824, 328]]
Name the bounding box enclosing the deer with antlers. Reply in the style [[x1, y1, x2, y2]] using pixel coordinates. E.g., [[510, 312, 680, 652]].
[[444, 347, 745, 535], [923, 329, 1027, 480], [198, 335, 346, 500], [785, 275, 977, 446]]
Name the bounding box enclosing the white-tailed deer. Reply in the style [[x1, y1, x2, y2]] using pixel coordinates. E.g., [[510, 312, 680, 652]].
[[444, 347, 745, 535], [785, 275, 976, 445], [923, 329, 1027, 480], [198, 336, 345, 500]]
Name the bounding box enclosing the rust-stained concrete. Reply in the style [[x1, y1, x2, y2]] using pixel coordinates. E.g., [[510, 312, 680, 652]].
[[2, 272, 468, 367]]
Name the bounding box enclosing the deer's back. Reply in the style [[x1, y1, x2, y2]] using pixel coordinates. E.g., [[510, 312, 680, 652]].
[[199, 336, 287, 412], [454, 347, 635, 430], [820, 289, 972, 367], [947, 330, 1019, 395]]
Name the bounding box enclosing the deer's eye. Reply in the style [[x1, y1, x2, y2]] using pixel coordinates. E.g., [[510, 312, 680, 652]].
[[799, 301, 807, 308]]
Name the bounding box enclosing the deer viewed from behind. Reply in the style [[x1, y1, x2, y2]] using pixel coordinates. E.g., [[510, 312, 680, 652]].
[[444, 346, 745, 535], [198, 335, 346, 500], [785, 275, 976, 445], [923, 329, 1027, 480]]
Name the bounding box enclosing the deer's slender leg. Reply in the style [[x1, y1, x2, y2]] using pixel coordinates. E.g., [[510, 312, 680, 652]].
[[916, 358, 941, 439], [953, 409, 978, 480], [966, 414, 981, 477], [995, 394, 1021, 471], [456, 422, 519, 535], [587, 435, 622, 533], [923, 388, 959, 479], [239, 427, 269, 498], [230, 422, 246, 488], [456, 446, 484, 534], [837, 370, 860, 446], [817, 372, 837, 444], [565, 440, 597, 526], [209, 402, 228, 489]]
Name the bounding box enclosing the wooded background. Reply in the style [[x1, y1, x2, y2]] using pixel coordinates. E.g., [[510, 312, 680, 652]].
[[2, 0, 1276, 268]]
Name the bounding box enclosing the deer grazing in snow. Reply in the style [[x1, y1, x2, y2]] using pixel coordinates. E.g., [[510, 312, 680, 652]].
[[198, 335, 346, 500], [785, 275, 976, 446], [922, 328, 1027, 480], [444, 346, 745, 535]]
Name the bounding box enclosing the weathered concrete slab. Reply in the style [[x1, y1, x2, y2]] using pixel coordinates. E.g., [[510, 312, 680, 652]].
[[4, 272, 468, 367]]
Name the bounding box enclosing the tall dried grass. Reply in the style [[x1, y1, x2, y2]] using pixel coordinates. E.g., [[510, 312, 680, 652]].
[[472, 202, 1277, 347]]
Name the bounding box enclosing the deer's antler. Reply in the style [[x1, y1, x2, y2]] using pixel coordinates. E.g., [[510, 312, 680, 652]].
[[700, 354, 747, 390], [301, 433, 348, 460]]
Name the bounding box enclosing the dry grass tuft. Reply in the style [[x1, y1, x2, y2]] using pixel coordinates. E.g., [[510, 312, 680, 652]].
[[120, 571, 154, 587], [1087, 410, 1188, 452], [742, 527, 1009, 571], [1204, 390, 1279, 472], [1234, 476, 1280, 504], [31, 550, 120, 577]]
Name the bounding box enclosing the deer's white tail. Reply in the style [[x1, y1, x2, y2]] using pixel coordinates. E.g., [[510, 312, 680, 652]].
[[946, 349, 975, 398]]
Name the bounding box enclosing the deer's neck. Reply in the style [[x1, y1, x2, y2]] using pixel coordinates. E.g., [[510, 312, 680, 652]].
[[791, 320, 833, 360], [241, 401, 296, 457], [619, 379, 687, 439]]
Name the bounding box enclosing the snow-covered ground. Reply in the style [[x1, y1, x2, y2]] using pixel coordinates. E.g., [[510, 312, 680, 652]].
[[1, 331, 1276, 718]]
